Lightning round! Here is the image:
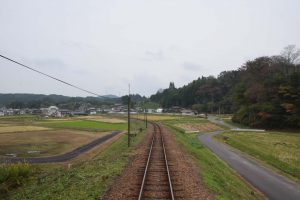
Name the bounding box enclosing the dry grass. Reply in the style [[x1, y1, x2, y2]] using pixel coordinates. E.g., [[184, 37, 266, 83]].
[[78, 115, 126, 123], [0, 126, 51, 134], [216, 131, 300, 182], [0, 130, 110, 158], [132, 114, 184, 121], [176, 122, 223, 133]]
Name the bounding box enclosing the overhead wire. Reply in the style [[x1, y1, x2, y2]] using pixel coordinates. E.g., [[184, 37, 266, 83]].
[[0, 54, 107, 98]]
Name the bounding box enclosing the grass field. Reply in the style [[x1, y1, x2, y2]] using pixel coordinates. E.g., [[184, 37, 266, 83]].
[[38, 120, 127, 131], [215, 131, 300, 183], [164, 124, 263, 200], [77, 115, 126, 123], [3, 128, 146, 200], [0, 130, 110, 157]]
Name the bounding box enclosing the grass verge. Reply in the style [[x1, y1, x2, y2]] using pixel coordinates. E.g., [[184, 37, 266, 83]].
[[38, 120, 127, 131], [215, 131, 300, 183], [4, 130, 145, 200], [165, 124, 264, 200], [0, 163, 31, 196]]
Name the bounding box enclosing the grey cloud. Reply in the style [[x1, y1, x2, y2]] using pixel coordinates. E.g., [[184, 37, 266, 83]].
[[144, 50, 164, 61], [182, 62, 203, 71], [32, 58, 67, 70], [61, 41, 96, 49]]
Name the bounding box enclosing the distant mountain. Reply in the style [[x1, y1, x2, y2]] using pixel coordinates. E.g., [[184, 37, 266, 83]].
[[98, 94, 119, 99], [0, 93, 120, 108]]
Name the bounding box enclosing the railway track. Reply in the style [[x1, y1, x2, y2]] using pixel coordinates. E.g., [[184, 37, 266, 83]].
[[138, 122, 175, 200]]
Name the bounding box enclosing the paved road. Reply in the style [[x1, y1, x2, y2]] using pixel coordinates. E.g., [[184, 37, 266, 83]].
[[0, 131, 121, 164], [198, 116, 300, 200]]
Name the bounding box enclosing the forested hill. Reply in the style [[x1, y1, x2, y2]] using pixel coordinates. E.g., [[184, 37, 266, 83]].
[[150, 46, 300, 128], [0, 93, 120, 109]]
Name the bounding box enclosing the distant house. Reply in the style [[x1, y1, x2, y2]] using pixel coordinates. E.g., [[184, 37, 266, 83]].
[[73, 111, 88, 116], [181, 109, 194, 116], [40, 108, 49, 116], [32, 109, 42, 115], [88, 107, 96, 115], [156, 108, 163, 113], [0, 110, 4, 116], [48, 106, 61, 117], [146, 109, 155, 113], [166, 106, 182, 113], [6, 109, 14, 115], [20, 109, 26, 115], [60, 109, 72, 117]]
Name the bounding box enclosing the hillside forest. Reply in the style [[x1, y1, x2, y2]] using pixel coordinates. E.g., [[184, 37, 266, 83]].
[[150, 45, 300, 128]]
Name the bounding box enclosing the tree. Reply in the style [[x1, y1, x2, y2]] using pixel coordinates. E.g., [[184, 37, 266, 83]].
[[281, 45, 300, 64]]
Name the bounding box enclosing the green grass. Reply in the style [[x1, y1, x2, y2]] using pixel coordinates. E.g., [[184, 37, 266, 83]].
[[4, 129, 145, 200], [164, 123, 263, 200], [0, 163, 31, 195], [215, 131, 300, 183], [39, 120, 127, 131]]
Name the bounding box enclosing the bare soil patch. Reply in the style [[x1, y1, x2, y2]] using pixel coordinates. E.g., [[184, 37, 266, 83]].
[[101, 124, 213, 200]]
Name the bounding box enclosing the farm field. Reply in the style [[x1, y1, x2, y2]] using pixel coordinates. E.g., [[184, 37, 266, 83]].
[[0, 125, 51, 133], [37, 120, 127, 131], [175, 122, 222, 133], [1, 130, 146, 200], [0, 130, 110, 158], [77, 115, 126, 123], [163, 117, 264, 200], [131, 113, 185, 121], [215, 131, 300, 183]]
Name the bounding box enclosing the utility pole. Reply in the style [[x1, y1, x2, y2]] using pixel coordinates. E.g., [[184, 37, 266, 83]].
[[128, 84, 131, 147], [146, 109, 148, 128]]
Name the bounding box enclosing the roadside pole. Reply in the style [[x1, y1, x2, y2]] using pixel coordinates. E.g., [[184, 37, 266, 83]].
[[128, 84, 131, 147], [146, 110, 148, 128]]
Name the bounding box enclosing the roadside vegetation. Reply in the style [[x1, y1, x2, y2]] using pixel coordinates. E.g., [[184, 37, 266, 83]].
[[215, 131, 300, 183], [0, 163, 31, 197], [163, 118, 264, 200]]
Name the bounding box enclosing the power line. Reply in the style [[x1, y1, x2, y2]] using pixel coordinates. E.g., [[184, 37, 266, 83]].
[[0, 54, 105, 97]]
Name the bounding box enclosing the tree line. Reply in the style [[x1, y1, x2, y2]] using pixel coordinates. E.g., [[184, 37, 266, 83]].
[[150, 45, 300, 128]]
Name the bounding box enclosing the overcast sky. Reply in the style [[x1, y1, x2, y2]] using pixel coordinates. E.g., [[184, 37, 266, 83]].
[[1, 0, 300, 97]]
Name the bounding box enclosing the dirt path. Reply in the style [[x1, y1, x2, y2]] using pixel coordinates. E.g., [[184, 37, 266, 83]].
[[0, 131, 121, 164], [101, 123, 212, 200]]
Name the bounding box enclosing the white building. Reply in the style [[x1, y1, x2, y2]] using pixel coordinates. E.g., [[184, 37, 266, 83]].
[[156, 108, 163, 113], [48, 106, 61, 117]]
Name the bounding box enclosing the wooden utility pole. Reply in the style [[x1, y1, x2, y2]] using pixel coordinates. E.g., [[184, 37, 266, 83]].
[[146, 109, 148, 128], [128, 84, 131, 147]]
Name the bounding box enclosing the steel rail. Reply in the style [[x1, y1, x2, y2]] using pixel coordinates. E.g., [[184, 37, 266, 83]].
[[159, 124, 175, 200], [138, 126, 155, 200], [138, 122, 174, 200]]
